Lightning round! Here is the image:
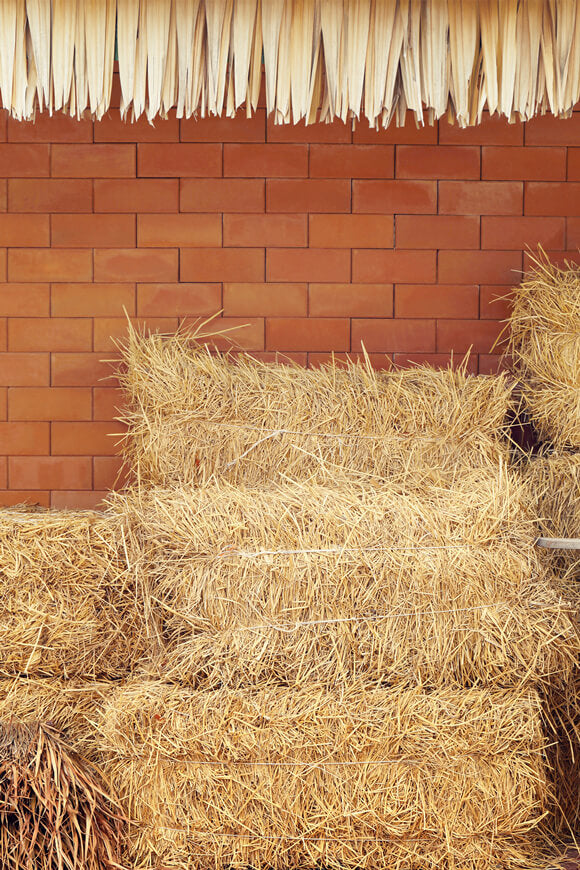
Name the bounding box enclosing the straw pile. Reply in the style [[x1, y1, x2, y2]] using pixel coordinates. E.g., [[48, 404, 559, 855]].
[[98, 680, 554, 870], [119, 330, 515, 487], [0, 508, 148, 680]]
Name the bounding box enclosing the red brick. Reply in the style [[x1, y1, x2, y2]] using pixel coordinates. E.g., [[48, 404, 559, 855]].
[[480, 286, 514, 320], [267, 118, 350, 143], [52, 422, 122, 455], [0, 317, 5, 349], [0, 113, 5, 141], [9, 457, 92, 489], [8, 115, 93, 142], [353, 115, 437, 145], [352, 250, 436, 283], [93, 318, 179, 353], [51, 353, 114, 386], [478, 354, 509, 375], [0, 387, 6, 419], [566, 218, 580, 248], [93, 387, 126, 420], [437, 320, 505, 353], [0, 490, 50, 507], [52, 214, 136, 248], [224, 144, 308, 177], [242, 351, 307, 365], [525, 182, 580, 215], [181, 248, 264, 282], [439, 114, 523, 145], [439, 181, 523, 215], [0, 250, 5, 282], [310, 215, 394, 248], [438, 250, 522, 284], [94, 456, 129, 490], [352, 319, 436, 352], [266, 249, 350, 282], [525, 114, 580, 145], [309, 284, 393, 317], [181, 316, 265, 351], [0, 354, 49, 386], [396, 216, 479, 249], [395, 284, 479, 318], [52, 144, 135, 177], [94, 179, 179, 213], [522, 249, 580, 271], [223, 283, 307, 316], [482, 147, 566, 180], [8, 179, 92, 212], [0, 282, 48, 319], [567, 149, 580, 180], [138, 214, 221, 247], [8, 318, 92, 352], [139, 143, 221, 176], [8, 387, 92, 421], [308, 351, 393, 369], [0, 215, 49, 246], [0, 422, 49, 453], [266, 318, 349, 351], [397, 146, 480, 179], [353, 180, 437, 214], [95, 114, 179, 142], [0, 180, 6, 211], [51, 283, 135, 316], [310, 145, 394, 178], [51, 491, 108, 509], [0, 144, 50, 176], [393, 353, 478, 373], [181, 179, 265, 212], [481, 216, 565, 250], [181, 111, 266, 142], [137, 283, 221, 316], [267, 179, 351, 213], [8, 249, 92, 282], [94, 248, 178, 282], [224, 214, 307, 247]]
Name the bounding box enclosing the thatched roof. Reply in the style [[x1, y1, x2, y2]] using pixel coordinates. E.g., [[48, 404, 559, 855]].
[[3, 0, 580, 126]]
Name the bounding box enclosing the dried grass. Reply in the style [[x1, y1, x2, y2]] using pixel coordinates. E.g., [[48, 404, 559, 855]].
[[118, 328, 515, 487]]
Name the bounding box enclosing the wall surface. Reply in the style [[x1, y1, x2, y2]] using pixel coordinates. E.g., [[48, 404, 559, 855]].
[[0, 76, 579, 508]]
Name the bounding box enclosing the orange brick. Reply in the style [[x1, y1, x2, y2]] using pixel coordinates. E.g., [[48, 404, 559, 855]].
[[8, 387, 92, 421], [224, 144, 307, 177], [309, 284, 393, 317], [95, 114, 179, 142], [0, 180, 6, 211], [525, 114, 580, 145], [8, 179, 92, 212], [0, 144, 50, 176], [525, 182, 580, 215], [181, 248, 264, 282], [138, 143, 221, 176], [240, 350, 307, 366], [310, 215, 394, 248], [181, 179, 264, 212], [51, 283, 135, 316], [52, 144, 135, 177], [224, 215, 307, 247], [7, 114, 93, 142], [439, 114, 523, 145], [397, 146, 479, 179], [0, 353, 49, 386], [310, 145, 394, 178], [0, 284, 49, 316], [308, 351, 393, 369], [438, 250, 522, 284], [8, 249, 92, 282], [137, 283, 221, 316], [0, 215, 49, 246], [8, 318, 92, 352], [9, 457, 92, 489], [0, 251, 5, 282], [138, 214, 222, 247], [94, 456, 130, 490], [51, 491, 108, 509], [437, 320, 505, 353], [93, 317, 179, 353], [52, 215, 136, 248], [0, 112, 5, 141], [352, 115, 437, 145], [0, 316, 5, 349], [51, 353, 114, 386], [352, 319, 436, 352], [181, 111, 266, 142], [266, 318, 349, 351], [223, 283, 307, 316], [93, 386, 126, 419], [438, 181, 523, 215], [0, 387, 6, 419], [181, 316, 265, 351], [481, 216, 565, 250], [94, 179, 179, 213], [396, 216, 479, 249], [353, 180, 436, 214], [352, 250, 436, 283], [480, 286, 514, 320], [267, 118, 351, 143], [395, 284, 478, 318], [393, 353, 478, 373], [482, 147, 566, 180], [0, 422, 49, 453], [0, 490, 50, 507], [94, 249, 178, 282], [266, 249, 350, 282], [52, 422, 122, 455], [267, 179, 351, 213]]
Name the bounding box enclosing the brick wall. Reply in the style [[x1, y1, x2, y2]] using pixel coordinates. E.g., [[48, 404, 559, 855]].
[[0, 77, 579, 508]]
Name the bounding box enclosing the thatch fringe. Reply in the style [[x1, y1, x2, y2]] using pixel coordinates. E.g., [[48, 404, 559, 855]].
[[3, 0, 580, 124]]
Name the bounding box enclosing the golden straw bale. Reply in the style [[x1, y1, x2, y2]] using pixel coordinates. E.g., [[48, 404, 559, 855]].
[[112, 470, 580, 691], [118, 328, 515, 487], [98, 680, 556, 870], [507, 252, 580, 448], [0, 508, 148, 680]]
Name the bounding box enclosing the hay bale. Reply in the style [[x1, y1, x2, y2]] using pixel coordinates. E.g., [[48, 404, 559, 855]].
[[98, 680, 555, 870], [112, 470, 580, 691], [507, 252, 580, 448], [0, 508, 148, 679], [118, 329, 515, 486]]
